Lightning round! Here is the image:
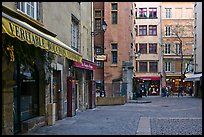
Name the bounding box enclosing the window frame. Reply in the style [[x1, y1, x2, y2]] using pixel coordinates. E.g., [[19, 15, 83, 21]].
[[165, 8, 172, 18], [111, 3, 118, 24], [139, 43, 147, 54], [71, 16, 80, 52], [149, 43, 157, 54], [164, 43, 171, 54], [111, 43, 118, 64], [149, 62, 158, 72], [165, 62, 171, 72], [139, 25, 147, 36], [139, 62, 148, 72], [149, 8, 157, 18], [149, 25, 157, 36], [139, 8, 147, 18], [17, 2, 38, 20], [165, 26, 172, 36], [175, 43, 181, 55]]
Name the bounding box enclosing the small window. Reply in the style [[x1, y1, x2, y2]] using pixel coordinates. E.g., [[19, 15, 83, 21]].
[[112, 51, 118, 64], [112, 43, 118, 50], [139, 62, 147, 72], [164, 44, 171, 54], [149, 62, 158, 72], [17, 2, 38, 20], [165, 62, 171, 72], [175, 43, 181, 54], [96, 61, 104, 68], [165, 8, 172, 18], [112, 3, 118, 10], [139, 8, 147, 18], [139, 43, 147, 54], [139, 25, 147, 36], [149, 25, 157, 36], [149, 8, 157, 18], [165, 26, 172, 36], [149, 43, 157, 54]]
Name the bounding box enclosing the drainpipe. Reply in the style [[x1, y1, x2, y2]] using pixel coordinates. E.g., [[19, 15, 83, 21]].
[[91, 2, 94, 63], [159, 3, 163, 96]]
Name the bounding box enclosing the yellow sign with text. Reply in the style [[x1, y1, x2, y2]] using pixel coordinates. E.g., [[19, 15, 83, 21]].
[[2, 16, 82, 63]]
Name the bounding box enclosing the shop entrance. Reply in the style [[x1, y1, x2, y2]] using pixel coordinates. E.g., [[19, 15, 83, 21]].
[[13, 64, 39, 134], [53, 70, 61, 121]]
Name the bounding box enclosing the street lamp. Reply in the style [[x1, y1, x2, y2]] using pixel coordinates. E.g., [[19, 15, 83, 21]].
[[135, 50, 141, 59], [91, 20, 107, 36]]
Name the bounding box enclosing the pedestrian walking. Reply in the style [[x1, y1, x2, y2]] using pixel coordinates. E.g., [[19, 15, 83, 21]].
[[161, 86, 166, 97], [188, 86, 193, 96], [166, 86, 169, 97], [178, 86, 183, 97]]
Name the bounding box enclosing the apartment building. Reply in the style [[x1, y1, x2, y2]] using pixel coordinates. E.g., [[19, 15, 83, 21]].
[[2, 2, 95, 135], [133, 2, 162, 96], [93, 2, 106, 96], [185, 2, 202, 97], [103, 2, 134, 99], [161, 2, 194, 93]]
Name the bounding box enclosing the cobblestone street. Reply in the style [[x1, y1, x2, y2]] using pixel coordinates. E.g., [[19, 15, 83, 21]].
[[22, 96, 202, 135]]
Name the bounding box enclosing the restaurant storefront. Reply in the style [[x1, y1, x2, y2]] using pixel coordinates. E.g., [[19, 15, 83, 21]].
[[73, 59, 97, 111], [2, 10, 82, 134]]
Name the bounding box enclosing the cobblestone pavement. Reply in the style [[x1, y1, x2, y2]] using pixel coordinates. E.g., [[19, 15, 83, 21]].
[[23, 96, 202, 135]]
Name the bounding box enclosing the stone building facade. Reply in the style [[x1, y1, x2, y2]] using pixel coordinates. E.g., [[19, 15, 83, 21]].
[[103, 2, 134, 99], [2, 2, 95, 135], [133, 2, 162, 96], [161, 2, 194, 93]]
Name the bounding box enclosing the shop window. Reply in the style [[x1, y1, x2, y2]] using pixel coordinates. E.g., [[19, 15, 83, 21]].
[[19, 64, 39, 121]]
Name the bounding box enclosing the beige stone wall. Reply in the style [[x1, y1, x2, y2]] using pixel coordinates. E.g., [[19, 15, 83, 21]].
[[134, 2, 161, 77], [162, 2, 194, 74]]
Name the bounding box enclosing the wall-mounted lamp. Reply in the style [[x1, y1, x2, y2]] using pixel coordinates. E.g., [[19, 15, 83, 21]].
[[135, 50, 141, 59], [172, 79, 175, 82], [91, 20, 107, 36]]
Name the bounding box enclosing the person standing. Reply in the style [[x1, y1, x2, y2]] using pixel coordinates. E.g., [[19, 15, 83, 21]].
[[178, 86, 183, 97]]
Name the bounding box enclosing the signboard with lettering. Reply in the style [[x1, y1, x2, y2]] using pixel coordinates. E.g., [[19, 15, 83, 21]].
[[73, 59, 97, 70], [95, 54, 107, 62], [2, 16, 82, 63]]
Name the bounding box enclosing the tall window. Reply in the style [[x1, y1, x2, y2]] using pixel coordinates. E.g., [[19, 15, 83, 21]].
[[164, 44, 171, 54], [95, 10, 104, 31], [111, 3, 118, 24], [149, 8, 157, 18], [139, 25, 147, 36], [71, 16, 79, 52], [149, 25, 157, 35], [111, 43, 118, 64], [139, 62, 147, 72], [165, 62, 171, 72], [165, 26, 172, 36], [175, 43, 181, 54], [17, 2, 38, 20], [139, 43, 147, 54], [139, 8, 147, 18], [149, 43, 157, 54], [149, 62, 158, 72], [165, 8, 172, 18]]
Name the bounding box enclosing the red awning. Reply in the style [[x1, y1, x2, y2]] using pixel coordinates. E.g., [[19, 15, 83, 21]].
[[73, 59, 97, 70], [134, 76, 160, 81]]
